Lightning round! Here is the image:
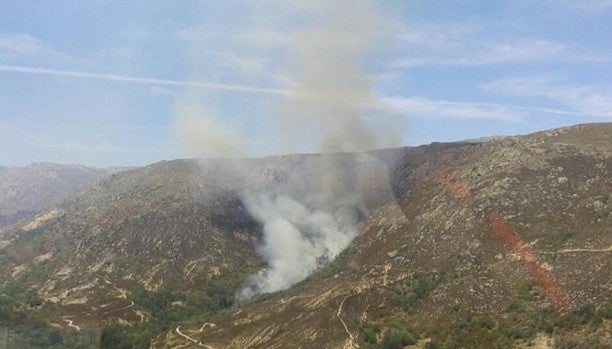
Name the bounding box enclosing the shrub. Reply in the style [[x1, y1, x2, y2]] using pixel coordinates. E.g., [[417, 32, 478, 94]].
[[391, 272, 445, 312], [424, 340, 441, 349], [359, 322, 380, 345], [103, 270, 249, 348], [379, 327, 416, 349], [358, 318, 417, 349], [598, 302, 612, 319]]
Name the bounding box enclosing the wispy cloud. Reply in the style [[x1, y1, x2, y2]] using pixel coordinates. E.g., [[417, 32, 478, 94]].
[[0, 64, 289, 96], [173, 21, 291, 82], [392, 37, 601, 67], [378, 96, 523, 121], [2, 64, 584, 122], [377, 95, 584, 121], [0, 33, 45, 57], [398, 23, 475, 48], [209, 51, 269, 77], [484, 77, 612, 118], [390, 21, 607, 68], [0, 32, 75, 65]]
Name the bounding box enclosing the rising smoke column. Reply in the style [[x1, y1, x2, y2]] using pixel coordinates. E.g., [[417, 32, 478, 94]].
[[171, 1, 399, 300], [236, 0, 399, 300]]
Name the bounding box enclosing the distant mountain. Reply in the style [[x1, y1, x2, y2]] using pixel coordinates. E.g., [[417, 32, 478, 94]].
[[0, 123, 609, 348], [0, 163, 113, 226]]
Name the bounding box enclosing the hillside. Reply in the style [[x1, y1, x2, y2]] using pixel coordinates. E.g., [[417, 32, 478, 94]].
[[0, 163, 112, 227], [154, 123, 611, 348], [0, 152, 406, 328], [0, 123, 610, 348]]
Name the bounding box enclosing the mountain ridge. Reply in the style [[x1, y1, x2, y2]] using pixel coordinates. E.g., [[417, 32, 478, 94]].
[[0, 122, 610, 348], [0, 163, 116, 227]]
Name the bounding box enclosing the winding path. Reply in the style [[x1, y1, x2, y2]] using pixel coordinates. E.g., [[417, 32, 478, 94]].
[[537, 245, 612, 254], [175, 326, 215, 349], [62, 317, 81, 331], [101, 277, 128, 299], [337, 294, 357, 349], [135, 310, 147, 323], [195, 323, 217, 333], [101, 301, 134, 315]]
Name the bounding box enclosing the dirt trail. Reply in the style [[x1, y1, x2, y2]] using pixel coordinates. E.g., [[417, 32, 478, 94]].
[[101, 277, 128, 299], [101, 301, 134, 316], [337, 294, 357, 349], [175, 326, 215, 349], [335, 232, 396, 349], [62, 317, 80, 331], [537, 245, 612, 254], [135, 310, 147, 323], [334, 263, 405, 349], [194, 323, 216, 333]]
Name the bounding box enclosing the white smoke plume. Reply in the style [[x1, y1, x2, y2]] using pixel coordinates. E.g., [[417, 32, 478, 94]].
[[173, 92, 246, 159], [275, 1, 399, 155], [237, 0, 399, 299], [172, 0, 401, 300], [237, 194, 359, 298]]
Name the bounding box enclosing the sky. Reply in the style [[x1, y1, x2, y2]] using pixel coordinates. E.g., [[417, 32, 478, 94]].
[[1, 0, 611, 167]]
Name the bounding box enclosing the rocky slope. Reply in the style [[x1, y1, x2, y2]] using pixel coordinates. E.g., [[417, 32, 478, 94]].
[[0, 123, 610, 348], [0, 163, 112, 227], [0, 152, 405, 327], [154, 123, 611, 348]]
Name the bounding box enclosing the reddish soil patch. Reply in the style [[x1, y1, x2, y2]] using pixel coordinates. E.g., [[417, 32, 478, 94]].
[[488, 211, 570, 309], [437, 167, 570, 309], [436, 169, 470, 203]]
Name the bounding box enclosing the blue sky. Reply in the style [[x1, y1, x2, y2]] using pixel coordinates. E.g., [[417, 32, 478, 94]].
[[1, 1, 611, 167]]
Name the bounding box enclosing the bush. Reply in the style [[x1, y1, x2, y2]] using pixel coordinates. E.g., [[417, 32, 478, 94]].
[[598, 302, 612, 319], [2, 323, 94, 348], [424, 340, 441, 349], [553, 229, 574, 245], [358, 319, 416, 349], [380, 327, 416, 349], [103, 270, 249, 348], [391, 273, 445, 312], [359, 322, 380, 346], [554, 338, 579, 349]]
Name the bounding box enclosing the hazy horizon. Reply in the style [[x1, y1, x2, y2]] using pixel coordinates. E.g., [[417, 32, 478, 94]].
[[2, 1, 612, 167], [1, 120, 610, 168]]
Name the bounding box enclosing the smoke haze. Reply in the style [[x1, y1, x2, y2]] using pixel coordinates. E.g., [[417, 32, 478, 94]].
[[173, 100, 245, 159], [237, 0, 400, 299], [172, 0, 401, 299], [278, 1, 397, 154]]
